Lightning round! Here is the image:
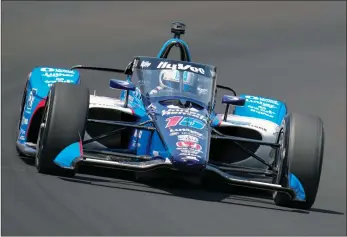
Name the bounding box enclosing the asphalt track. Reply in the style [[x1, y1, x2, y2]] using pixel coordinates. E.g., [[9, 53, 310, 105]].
[[1, 2, 346, 235]]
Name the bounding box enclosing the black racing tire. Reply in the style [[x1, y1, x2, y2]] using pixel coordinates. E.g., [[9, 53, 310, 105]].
[[35, 83, 89, 176], [274, 113, 325, 210]]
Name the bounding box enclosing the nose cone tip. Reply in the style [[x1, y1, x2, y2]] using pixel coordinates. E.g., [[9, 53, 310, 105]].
[[171, 157, 206, 173]]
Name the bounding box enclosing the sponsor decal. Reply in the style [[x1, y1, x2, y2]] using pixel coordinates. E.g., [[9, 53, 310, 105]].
[[42, 72, 74, 78], [176, 141, 202, 151], [91, 101, 118, 108], [177, 134, 199, 143], [162, 108, 207, 121], [244, 95, 280, 119], [44, 78, 74, 87], [167, 105, 180, 109], [244, 95, 280, 106], [21, 117, 28, 125], [116, 80, 130, 86], [26, 89, 37, 111], [40, 67, 75, 74], [152, 150, 160, 157], [169, 128, 205, 139], [140, 61, 151, 68], [230, 120, 250, 126], [157, 62, 205, 75], [19, 128, 26, 136], [181, 156, 200, 161], [226, 96, 240, 101], [179, 151, 202, 158], [248, 105, 276, 118], [19, 135, 25, 141], [178, 148, 202, 155], [128, 95, 134, 102], [165, 116, 206, 129], [250, 124, 267, 132], [197, 88, 208, 94]]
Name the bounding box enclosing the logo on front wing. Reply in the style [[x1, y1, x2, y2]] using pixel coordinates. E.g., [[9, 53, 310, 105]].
[[176, 141, 202, 151]]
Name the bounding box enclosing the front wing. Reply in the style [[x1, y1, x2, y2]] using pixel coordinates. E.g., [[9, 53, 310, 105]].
[[52, 119, 306, 203]]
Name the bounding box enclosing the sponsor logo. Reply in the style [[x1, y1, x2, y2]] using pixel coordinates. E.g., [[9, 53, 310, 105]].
[[140, 61, 151, 68], [248, 105, 276, 118], [178, 148, 202, 155], [153, 150, 160, 157], [177, 134, 199, 143], [157, 62, 205, 74], [169, 128, 204, 139], [21, 117, 28, 125], [26, 89, 37, 111], [230, 120, 250, 126], [181, 156, 200, 161], [226, 96, 240, 101], [244, 95, 280, 106], [176, 141, 202, 151], [19, 129, 26, 136], [42, 72, 74, 78], [250, 124, 267, 132], [116, 80, 130, 86], [40, 67, 75, 74], [179, 151, 202, 158], [162, 109, 207, 121], [165, 116, 206, 129], [197, 88, 208, 94], [44, 78, 74, 87], [92, 102, 118, 108]]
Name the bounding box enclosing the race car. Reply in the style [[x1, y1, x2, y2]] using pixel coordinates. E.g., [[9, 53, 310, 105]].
[[16, 22, 324, 210]]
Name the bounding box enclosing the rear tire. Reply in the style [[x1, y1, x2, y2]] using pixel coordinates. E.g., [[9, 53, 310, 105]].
[[35, 83, 89, 176], [274, 113, 324, 209]]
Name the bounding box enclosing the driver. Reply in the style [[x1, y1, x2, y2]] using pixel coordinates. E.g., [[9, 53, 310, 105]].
[[149, 69, 206, 95]]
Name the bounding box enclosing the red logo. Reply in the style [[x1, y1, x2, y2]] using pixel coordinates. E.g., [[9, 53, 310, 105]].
[[176, 141, 202, 151]]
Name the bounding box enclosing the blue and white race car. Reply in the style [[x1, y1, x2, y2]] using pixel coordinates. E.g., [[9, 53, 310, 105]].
[[16, 22, 324, 210]]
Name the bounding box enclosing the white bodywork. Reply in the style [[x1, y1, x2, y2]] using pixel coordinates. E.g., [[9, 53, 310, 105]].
[[89, 95, 133, 115], [218, 114, 281, 168]]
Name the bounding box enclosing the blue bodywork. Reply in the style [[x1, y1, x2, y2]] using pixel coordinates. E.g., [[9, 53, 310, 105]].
[[234, 94, 287, 125], [17, 31, 306, 202], [16, 67, 80, 154]]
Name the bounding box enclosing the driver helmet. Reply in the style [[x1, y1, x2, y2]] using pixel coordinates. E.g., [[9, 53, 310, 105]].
[[159, 69, 196, 92]]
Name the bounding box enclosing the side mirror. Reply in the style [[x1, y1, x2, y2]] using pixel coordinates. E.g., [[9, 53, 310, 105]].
[[222, 95, 245, 106], [109, 79, 135, 91], [109, 79, 136, 108], [222, 95, 245, 121]]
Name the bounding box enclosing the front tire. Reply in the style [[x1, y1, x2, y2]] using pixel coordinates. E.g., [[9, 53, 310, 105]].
[[35, 83, 89, 176], [274, 113, 325, 209]]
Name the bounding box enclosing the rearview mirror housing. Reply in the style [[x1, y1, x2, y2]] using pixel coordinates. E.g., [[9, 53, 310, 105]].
[[109, 79, 135, 91], [222, 95, 246, 106], [222, 95, 246, 122], [109, 79, 135, 108]]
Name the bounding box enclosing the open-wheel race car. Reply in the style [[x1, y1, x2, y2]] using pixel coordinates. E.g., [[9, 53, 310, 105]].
[[16, 22, 324, 210]]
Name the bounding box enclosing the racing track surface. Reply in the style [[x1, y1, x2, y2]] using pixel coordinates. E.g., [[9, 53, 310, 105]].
[[2, 2, 346, 235]]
